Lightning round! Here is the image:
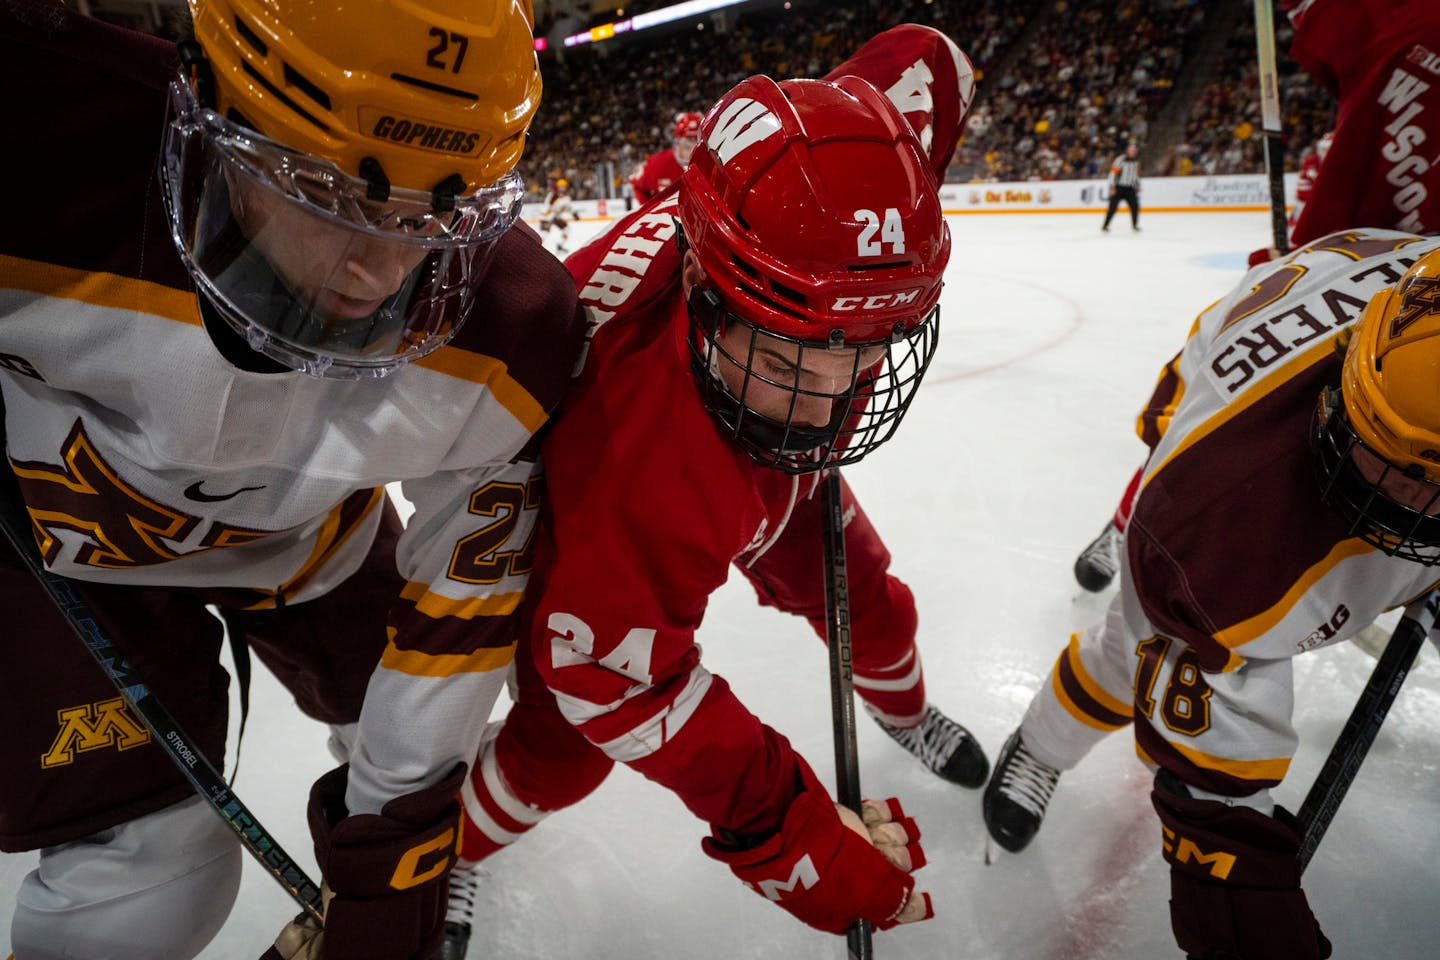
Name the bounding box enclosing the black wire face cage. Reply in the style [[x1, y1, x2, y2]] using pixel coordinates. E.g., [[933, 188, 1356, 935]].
[[1312, 387, 1440, 564], [685, 286, 939, 474]]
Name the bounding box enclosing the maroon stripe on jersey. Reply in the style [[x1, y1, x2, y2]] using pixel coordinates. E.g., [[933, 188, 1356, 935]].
[[389, 603, 520, 655], [1134, 721, 1281, 795], [443, 221, 587, 421], [1138, 348, 1184, 450], [1056, 652, 1131, 729], [1127, 351, 1355, 671]]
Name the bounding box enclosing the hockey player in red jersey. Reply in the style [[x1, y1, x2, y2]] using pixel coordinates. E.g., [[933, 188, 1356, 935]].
[[986, 230, 1440, 959], [1284, 0, 1440, 245], [629, 110, 703, 204], [0, 1, 585, 958], [1290, 130, 1333, 238], [448, 24, 981, 942]]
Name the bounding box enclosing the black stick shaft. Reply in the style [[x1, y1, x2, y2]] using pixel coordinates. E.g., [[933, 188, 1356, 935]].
[[0, 464, 325, 922], [1296, 592, 1437, 871], [1252, 0, 1290, 253], [820, 470, 874, 960]]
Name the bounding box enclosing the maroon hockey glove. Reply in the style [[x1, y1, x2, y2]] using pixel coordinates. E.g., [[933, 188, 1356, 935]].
[[300, 762, 467, 960], [1152, 771, 1332, 960], [702, 789, 929, 935]]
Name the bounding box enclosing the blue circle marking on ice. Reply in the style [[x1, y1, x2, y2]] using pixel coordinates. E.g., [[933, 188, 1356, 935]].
[[1192, 251, 1252, 271]]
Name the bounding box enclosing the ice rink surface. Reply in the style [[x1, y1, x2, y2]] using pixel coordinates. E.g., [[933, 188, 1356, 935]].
[[5, 210, 1438, 959]]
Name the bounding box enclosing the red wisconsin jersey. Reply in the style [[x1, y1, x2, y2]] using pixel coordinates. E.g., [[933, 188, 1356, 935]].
[[528, 25, 967, 835], [1285, 0, 1440, 242], [531, 196, 918, 832], [629, 147, 685, 204]]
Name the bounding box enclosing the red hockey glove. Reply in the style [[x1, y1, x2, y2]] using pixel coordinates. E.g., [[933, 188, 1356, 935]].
[[1247, 246, 1279, 268], [258, 762, 467, 960], [1152, 771, 1332, 960], [702, 791, 931, 935]]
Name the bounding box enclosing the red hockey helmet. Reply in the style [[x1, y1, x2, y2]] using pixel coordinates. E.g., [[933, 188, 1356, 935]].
[[673, 111, 704, 142], [677, 74, 948, 473]]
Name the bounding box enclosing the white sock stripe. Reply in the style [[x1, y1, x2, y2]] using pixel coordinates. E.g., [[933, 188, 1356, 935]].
[[460, 771, 524, 846], [592, 669, 714, 763], [854, 653, 922, 692], [480, 739, 549, 827]]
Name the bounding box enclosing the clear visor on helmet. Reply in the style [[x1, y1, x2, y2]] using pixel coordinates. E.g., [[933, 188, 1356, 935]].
[[686, 287, 939, 474], [160, 76, 524, 378]]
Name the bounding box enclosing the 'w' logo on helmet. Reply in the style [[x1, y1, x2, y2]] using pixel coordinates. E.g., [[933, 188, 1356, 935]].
[[1392, 274, 1440, 338], [41, 697, 151, 768], [706, 98, 781, 165]]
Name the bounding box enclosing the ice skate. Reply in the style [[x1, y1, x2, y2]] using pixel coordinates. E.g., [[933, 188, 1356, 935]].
[[983, 729, 1061, 853], [875, 704, 989, 787], [440, 861, 484, 960], [1073, 519, 1121, 592]]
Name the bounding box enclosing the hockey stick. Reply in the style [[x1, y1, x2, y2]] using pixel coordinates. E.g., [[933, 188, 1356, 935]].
[[819, 469, 874, 960], [0, 460, 325, 923], [1252, 0, 1290, 254], [1296, 591, 1439, 871]]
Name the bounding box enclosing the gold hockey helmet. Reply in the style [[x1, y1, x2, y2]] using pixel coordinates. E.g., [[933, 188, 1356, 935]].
[[1314, 246, 1440, 562], [189, 0, 541, 195], [1342, 248, 1440, 478]]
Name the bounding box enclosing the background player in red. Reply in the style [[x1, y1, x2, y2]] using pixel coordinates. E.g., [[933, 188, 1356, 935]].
[[0, 1, 584, 958], [1290, 130, 1334, 239], [628, 110, 703, 204], [443, 24, 982, 945], [1074, 0, 1440, 594]]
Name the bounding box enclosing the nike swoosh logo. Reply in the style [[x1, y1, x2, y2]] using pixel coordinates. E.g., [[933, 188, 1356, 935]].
[[183, 480, 267, 503]]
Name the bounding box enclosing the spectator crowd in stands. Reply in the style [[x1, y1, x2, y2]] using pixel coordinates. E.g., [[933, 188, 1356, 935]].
[[1161, 7, 1333, 178], [522, 0, 1035, 200], [91, 0, 1338, 198]]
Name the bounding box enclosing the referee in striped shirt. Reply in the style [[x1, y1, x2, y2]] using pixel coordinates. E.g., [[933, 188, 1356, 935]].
[[1102, 143, 1141, 232]]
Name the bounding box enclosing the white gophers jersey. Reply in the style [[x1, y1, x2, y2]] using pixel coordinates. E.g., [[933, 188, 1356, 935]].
[[1122, 229, 1440, 794], [0, 6, 586, 814]]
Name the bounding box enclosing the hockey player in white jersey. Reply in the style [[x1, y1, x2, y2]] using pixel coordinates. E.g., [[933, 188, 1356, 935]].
[[985, 230, 1440, 959], [0, 1, 584, 958], [538, 178, 576, 255]]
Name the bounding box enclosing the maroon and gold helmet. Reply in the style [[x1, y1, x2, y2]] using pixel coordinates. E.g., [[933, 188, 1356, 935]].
[[677, 74, 948, 472], [1315, 246, 1440, 562]]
